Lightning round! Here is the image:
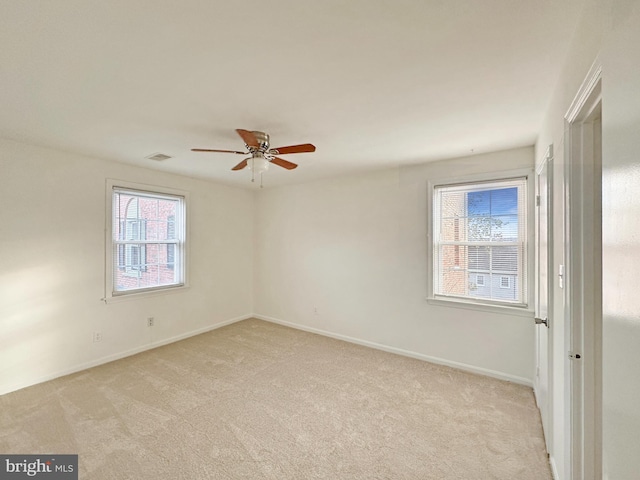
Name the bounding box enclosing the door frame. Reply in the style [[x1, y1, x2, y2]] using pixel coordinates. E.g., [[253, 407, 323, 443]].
[[564, 59, 603, 480]]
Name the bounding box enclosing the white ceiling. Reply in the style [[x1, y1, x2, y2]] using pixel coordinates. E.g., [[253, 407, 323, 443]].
[[0, 0, 584, 188]]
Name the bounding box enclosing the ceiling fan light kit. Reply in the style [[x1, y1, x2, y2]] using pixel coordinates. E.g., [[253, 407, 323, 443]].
[[192, 129, 316, 187], [248, 155, 270, 174], [248, 154, 270, 187]]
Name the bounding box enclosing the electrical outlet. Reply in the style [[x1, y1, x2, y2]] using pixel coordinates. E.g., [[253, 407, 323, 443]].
[[147, 317, 155, 327], [93, 332, 102, 343]]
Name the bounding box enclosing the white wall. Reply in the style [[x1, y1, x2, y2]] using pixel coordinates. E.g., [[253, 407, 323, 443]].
[[535, 0, 640, 478], [0, 138, 254, 395], [600, 1, 640, 478], [254, 147, 535, 384]]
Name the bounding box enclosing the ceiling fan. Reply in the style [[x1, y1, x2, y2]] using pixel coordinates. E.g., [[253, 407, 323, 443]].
[[192, 129, 316, 185]]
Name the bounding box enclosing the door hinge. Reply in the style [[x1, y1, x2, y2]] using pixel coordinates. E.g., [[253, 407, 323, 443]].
[[536, 195, 541, 206], [568, 351, 582, 360]]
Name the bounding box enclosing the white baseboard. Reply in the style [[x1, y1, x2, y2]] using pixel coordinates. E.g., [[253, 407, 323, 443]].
[[549, 456, 560, 480], [253, 314, 533, 387], [0, 314, 252, 396]]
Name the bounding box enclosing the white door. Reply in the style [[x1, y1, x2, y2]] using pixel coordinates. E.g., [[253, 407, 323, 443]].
[[535, 148, 552, 446]]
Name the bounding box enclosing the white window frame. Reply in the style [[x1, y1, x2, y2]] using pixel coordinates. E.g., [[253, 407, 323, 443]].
[[104, 179, 189, 302], [426, 169, 534, 316]]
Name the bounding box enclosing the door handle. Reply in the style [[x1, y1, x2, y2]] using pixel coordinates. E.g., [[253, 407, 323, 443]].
[[535, 317, 549, 327]]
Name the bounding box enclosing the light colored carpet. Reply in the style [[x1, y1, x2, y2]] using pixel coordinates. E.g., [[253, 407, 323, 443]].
[[0, 319, 551, 479]]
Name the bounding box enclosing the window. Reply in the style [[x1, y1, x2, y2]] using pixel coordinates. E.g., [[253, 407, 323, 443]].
[[117, 200, 148, 274], [432, 177, 527, 307], [109, 185, 186, 296]]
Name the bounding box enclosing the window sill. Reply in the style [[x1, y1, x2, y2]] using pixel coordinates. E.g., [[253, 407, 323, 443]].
[[426, 296, 534, 318], [103, 284, 189, 304]]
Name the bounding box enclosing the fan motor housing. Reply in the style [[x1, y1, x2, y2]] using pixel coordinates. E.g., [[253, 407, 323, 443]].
[[249, 131, 270, 153]]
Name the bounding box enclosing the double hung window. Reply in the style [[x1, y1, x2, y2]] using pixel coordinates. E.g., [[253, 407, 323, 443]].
[[432, 177, 528, 307], [109, 185, 186, 296]]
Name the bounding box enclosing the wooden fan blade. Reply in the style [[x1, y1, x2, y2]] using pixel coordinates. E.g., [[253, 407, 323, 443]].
[[270, 157, 298, 170], [269, 143, 316, 155], [191, 148, 247, 154], [236, 129, 260, 148], [231, 159, 248, 171]]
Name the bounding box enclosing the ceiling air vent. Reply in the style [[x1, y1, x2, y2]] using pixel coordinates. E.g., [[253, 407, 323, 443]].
[[146, 153, 172, 161]]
